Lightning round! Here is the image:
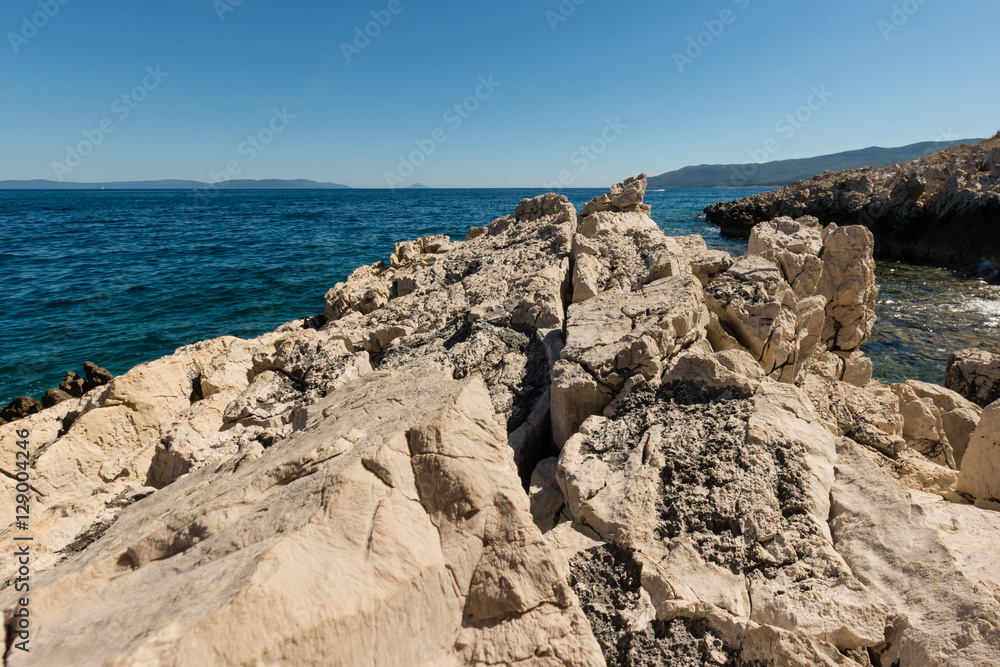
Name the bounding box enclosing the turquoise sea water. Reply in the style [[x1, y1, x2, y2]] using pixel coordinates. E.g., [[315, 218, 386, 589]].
[[2, 188, 999, 406]]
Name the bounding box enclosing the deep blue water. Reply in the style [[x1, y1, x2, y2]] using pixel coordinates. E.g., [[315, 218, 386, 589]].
[[2, 187, 999, 406]]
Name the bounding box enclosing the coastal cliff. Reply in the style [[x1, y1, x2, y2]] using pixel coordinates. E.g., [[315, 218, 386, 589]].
[[704, 135, 1000, 268], [3, 176, 1000, 666]]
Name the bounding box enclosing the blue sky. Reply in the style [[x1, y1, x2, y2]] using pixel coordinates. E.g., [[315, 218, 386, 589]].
[[0, 0, 997, 188]]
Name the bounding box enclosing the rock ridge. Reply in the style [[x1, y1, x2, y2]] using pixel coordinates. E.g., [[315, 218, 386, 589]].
[[704, 134, 1000, 269]]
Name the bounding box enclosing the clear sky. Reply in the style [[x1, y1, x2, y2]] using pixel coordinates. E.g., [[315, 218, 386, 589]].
[[1, 0, 997, 188]]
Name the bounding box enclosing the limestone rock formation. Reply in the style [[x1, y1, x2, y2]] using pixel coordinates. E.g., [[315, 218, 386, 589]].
[[2, 175, 999, 666], [892, 380, 982, 468], [705, 136, 1000, 266], [746, 215, 878, 356], [4, 367, 604, 666], [0, 396, 40, 424], [958, 401, 1000, 509], [947, 347, 1000, 408], [556, 379, 891, 662], [704, 255, 826, 383]]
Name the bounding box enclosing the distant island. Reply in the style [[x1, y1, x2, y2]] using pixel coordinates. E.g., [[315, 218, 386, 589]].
[[648, 139, 980, 188], [0, 178, 351, 190], [408, 183, 431, 189]]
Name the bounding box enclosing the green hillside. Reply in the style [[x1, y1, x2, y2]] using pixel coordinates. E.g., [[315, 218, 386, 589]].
[[648, 140, 980, 188]]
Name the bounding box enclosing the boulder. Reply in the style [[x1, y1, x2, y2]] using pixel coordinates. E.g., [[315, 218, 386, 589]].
[[557, 378, 890, 659], [0, 396, 41, 423], [746, 216, 878, 356], [1, 367, 605, 666], [83, 361, 114, 391], [799, 375, 905, 458], [42, 387, 74, 409], [661, 349, 764, 394], [892, 380, 982, 467], [818, 225, 879, 352], [579, 173, 652, 217], [958, 401, 1000, 506], [748, 215, 825, 301], [59, 371, 86, 397], [947, 347, 1000, 408], [568, 175, 689, 304], [704, 255, 825, 382]]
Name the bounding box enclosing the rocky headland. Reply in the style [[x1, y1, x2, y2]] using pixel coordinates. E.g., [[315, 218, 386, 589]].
[[704, 135, 1000, 269], [3, 175, 1000, 666]]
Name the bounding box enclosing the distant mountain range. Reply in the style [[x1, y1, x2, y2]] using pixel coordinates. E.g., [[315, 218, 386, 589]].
[[0, 178, 350, 190], [648, 140, 981, 188]]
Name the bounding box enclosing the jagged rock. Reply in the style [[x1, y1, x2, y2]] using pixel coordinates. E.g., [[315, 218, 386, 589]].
[[550, 360, 614, 450], [59, 371, 86, 397], [832, 438, 1000, 665], [42, 387, 74, 409], [947, 347, 1000, 408], [571, 253, 604, 304], [818, 225, 879, 352], [704, 255, 825, 382], [466, 225, 487, 241], [529, 457, 566, 533], [569, 175, 690, 304], [799, 375, 905, 458], [1, 367, 604, 666], [748, 216, 826, 303], [661, 349, 764, 394], [704, 136, 1000, 266], [0, 333, 282, 581], [747, 216, 878, 356], [579, 173, 652, 217], [958, 401, 1000, 508], [802, 351, 874, 388], [82, 361, 114, 391], [892, 380, 982, 468], [318, 192, 575, 476], [562, 275, 706, 392]]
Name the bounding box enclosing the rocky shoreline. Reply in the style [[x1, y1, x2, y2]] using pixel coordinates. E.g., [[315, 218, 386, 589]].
[[0, 362, 113, 426], [704, 135, 1000, 270], [3, 175, 1000, 665]]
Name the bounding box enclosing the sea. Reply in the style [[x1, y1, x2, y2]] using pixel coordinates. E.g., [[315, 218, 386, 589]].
[[2, 187, 1000, 407]]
